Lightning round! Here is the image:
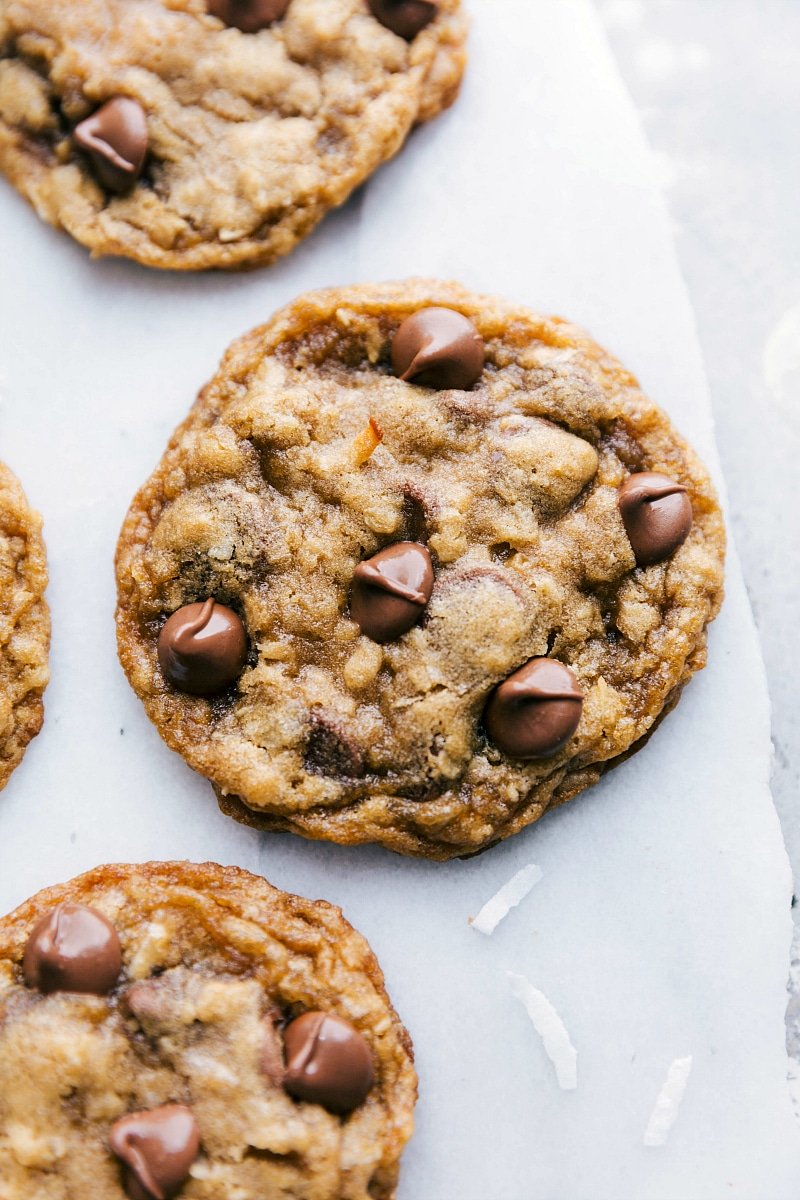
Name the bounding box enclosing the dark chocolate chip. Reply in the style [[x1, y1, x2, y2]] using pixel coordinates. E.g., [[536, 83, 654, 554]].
[[367, 0, 438, 39], [73, 98, 148, 194], [350, 542, 433, 643], [305, 715, 365, 778], [484, 658, 583, 760], [109, 1105, 200, 1200], [618, 471, 693, 566], [283, 1012, 374, 1114], [402, 484, 428, 543], [392, 307, 484, 390], [157, 599, 247, 695], [207, 0, 290, 31], [23, 904, 122, 996]]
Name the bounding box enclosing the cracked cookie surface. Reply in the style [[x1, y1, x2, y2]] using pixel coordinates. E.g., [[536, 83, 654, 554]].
[[0, 861, 416, 1198], [0, 0, 466, 270], [0, 461, 49, 791], [115, 280, 726, 860]]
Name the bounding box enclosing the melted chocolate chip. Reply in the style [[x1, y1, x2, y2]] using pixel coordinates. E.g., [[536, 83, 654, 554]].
[[618, 471, 693, 567], [367, 0, 439, 38], [392, 308, 485, 390], [109, 1105, 200, 1200], [283, 1012, 374, 1114], [73, 98, 148, 194], [305, 715, 365, 778], [207, 0, 290, 31], [484, 658, 583, 760], [122, 981, 163, 1023], [23, 904, 122, 996], [402, 484, 428, 542], [350, 542, 433, 643], [157, 599, 247, 695]]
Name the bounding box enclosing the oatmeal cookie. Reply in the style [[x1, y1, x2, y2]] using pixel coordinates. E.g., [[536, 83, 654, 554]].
[[0, 860, 416, 1198], [0, 460, 49, 790], [115, 280, 725, 860], [0, 0, 466, 270]]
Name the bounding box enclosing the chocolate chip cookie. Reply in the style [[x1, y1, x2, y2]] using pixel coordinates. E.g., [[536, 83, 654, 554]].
[[0, 461, 49, 790], [115, 280, 726, 860], [0, 861, 416, 1198], [0, 0, 466, 270]]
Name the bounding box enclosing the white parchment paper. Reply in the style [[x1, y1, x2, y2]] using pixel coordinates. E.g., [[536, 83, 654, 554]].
[[1, 1, 799, 1196]]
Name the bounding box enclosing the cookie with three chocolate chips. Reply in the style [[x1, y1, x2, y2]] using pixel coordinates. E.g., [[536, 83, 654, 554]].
[[115, 280, 725, 860], [0, 0, 466, 270], [0, 861, 416, 1198], [0, 461, 49, 791]]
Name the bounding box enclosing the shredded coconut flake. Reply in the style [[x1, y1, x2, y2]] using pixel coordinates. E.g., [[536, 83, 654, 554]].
[[470, 864, 542, 935], [507, 971, 577, 1090], [643, 1056, 693, 1147]]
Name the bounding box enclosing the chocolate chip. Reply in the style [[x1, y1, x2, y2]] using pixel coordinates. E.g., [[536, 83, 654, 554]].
[[402, 484, 428, 542], [618, 472, 693, 566], [23, 904, 122, 996], [392, 308, 484, 390], [207, 0, 291, 31], [110, 1105, 200, 1200], [484, 658, 583, 760], [73, 98, 148, 194], [157, 599, 247, 695], [350, 542, 433, 643], [305, 715, 365, 778], [368, 0, 439, 39], [122, 979, 174, 1027], [283, 1012, 374, 1114]]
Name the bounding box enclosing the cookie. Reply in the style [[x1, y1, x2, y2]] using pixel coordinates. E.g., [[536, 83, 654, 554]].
[[0, 0, 466, 270], [0, 461, 49, 790], [115, 280, 726, 860], [0, 861, 416, 1198]]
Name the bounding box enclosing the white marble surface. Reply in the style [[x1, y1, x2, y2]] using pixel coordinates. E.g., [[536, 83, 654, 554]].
[[597, 0, 800, 901], [598, 0, 800, 1120], [1, 1, 799, 1195]]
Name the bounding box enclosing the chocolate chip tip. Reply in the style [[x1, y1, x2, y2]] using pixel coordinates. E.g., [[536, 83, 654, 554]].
[[283, 1011, 375, 1114], [73, 97, 148, 195], [23, 903, 122, 996], [350, 542, 434, 642], [157, 599, 247, 695], [484, 658, 584, 761], [618, 471, 693, 567], [391, 308, 485, 391]]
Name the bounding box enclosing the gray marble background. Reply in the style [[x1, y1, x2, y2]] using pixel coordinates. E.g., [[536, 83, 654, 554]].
[[597, 0, 800, 891]]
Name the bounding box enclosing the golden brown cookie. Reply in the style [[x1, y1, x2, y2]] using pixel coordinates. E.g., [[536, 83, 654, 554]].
[[0, 0, 466, 270], [115, 280, 725, 860], [0, 861, 416, 1198], [0, 460, 49, 790]]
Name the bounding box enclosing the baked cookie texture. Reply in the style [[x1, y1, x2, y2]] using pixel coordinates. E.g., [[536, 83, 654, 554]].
[[0, 861, 416, 1198], [115, 280, 726, 860], [0, 461, 49, 790], [0, 0, 466, 270]]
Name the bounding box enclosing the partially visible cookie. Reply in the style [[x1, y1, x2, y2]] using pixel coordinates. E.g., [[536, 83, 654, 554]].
[[0, 0, 466, 270], [115, 280, 725, 860], [0, 861, 416, 1198], [0, 461, 49, 790]]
